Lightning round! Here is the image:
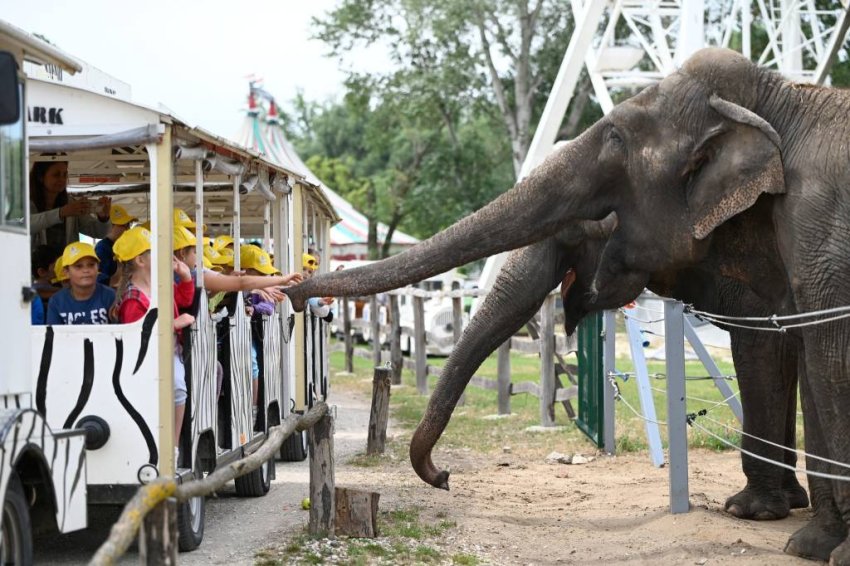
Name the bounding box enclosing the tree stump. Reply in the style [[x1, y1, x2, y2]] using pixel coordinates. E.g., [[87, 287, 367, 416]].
[[367, 367, 392, 455], [139, 497, 177, 565], [308, 414, 335, 537], [334, 487, 380, 537]]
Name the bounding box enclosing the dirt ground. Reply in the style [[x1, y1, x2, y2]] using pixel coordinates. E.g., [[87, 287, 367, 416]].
[[35, 375, 815, 565], [261, 382, 816, 566]]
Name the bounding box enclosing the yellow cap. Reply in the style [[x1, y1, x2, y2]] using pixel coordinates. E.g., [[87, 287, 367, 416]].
[[302, 253, 318, 270], [202, 256, 213, 269], [174, 208, 196, 228], [173, 225, 197, 251], [241, 245, 279, 275], [113, 226, 152, 262], [51, 256, 68, 283], [62, 241, 99, 267], [216, 247, 234, 267], [213, 234, 234, 251], [109, 204, 138, 226]]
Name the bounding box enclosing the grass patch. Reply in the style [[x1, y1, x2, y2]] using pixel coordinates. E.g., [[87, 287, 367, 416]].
[[259, 506, 458, 564], [347, 452, 385, 467], [452, 553, 481, 565]]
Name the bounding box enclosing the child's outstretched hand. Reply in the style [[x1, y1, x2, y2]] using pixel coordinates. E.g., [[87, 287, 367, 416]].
[[283, 272, 303, 285], [173, 255, 192, 282], [174, 313, 195, 330]]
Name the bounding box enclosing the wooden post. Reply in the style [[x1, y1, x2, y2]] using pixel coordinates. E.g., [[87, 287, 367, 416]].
[[452, 296, 465, 406], [309, 414, 335, 537], [335, 488, 380, 537], [343, 297, 353, 373], [497, 340, 511, 415], [367, 367, 392, 455], [389, 294, 402, 385], [413, 295, 428, 395], [370, 295, 381, 366], [539, 294, 556, 426], [139, 497, 177, 565]]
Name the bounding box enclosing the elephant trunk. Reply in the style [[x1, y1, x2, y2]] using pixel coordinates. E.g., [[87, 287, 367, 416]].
[[285, 139, 597, 311]]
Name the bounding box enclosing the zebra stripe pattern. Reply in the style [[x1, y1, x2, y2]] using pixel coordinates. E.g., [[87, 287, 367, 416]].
[[262, 311, 283, 428], [0, 406, 87, 534], [189, 294, 218, 464], [228, 293, 253, 446]]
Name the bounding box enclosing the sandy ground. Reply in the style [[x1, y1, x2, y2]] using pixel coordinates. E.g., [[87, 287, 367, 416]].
[[34, 379, 817, 565]]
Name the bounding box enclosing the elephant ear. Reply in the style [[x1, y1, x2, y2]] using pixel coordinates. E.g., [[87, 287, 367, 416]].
[[685, 95, 786, 240]]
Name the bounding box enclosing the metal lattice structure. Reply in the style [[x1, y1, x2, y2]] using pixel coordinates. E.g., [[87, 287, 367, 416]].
[[478, 0, 850, 295]]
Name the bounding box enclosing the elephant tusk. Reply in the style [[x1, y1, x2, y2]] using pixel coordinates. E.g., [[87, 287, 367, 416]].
[[578, 211, 619, 240]]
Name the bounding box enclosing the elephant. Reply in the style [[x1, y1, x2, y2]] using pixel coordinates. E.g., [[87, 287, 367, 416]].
[[287, 48, 850, 562]]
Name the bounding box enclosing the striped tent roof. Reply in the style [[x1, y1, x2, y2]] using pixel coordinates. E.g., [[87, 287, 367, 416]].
[[236, 87, 419, 249]]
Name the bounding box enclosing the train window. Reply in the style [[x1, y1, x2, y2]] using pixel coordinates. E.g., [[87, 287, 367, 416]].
[[0, 82, 25, 231]]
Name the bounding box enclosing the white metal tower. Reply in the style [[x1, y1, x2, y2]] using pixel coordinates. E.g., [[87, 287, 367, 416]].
[[476, 0, 850, 300]]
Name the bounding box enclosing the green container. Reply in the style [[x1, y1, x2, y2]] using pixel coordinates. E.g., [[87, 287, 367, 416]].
[[576, 312, 604, 447]]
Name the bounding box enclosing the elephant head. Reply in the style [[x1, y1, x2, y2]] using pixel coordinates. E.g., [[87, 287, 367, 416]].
[[288, 48, 785, 327]]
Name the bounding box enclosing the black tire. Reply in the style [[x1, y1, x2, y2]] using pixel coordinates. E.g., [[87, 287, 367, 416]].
[[279, 429, 308, 462], [176, 464, 205, 552], [234, 457, 272, 497], [1, 472, 33, 566]]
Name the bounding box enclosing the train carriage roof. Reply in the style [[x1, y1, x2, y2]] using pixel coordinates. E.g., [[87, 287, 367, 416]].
[[27, 75, 339, 238]]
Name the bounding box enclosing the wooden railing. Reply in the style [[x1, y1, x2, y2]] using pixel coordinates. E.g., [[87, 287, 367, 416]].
[[333, 290, 578, 426]]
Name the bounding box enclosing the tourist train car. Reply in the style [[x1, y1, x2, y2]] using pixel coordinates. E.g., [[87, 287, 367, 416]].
[[0, 20, 339, 559]]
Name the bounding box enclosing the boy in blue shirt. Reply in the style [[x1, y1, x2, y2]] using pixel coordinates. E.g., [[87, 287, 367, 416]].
[[47, 242, 115, 325]]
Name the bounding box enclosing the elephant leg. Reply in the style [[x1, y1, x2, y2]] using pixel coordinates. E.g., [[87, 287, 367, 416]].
[[784, 366, 846, 561], [410, 239, 570, 489], [727, 330, 807, 518], [714, 282, 807, 519]]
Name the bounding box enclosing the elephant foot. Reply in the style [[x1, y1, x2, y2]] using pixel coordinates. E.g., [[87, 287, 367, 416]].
[[784, 484, 810, 510], [725, 486, 791, 520], [785, 516, 847, 562]]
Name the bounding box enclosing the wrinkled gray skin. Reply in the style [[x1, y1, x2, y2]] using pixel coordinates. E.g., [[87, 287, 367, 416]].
[[287, 48, 850, 562]]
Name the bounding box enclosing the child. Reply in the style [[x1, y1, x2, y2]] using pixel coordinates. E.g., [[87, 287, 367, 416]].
[[95, 204, 138, 285], [302, 253, 335, 322], [31, 244, 61, 304], [241, 244, 278, 409], [46, 242, 116, 325], [112, 226, 195, 446]]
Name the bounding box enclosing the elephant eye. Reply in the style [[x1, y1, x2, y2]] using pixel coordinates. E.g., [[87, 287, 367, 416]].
[[607, 128, 624, 148]]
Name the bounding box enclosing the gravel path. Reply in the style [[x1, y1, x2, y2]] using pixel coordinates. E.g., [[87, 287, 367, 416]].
[[34, 383, 374, 565]]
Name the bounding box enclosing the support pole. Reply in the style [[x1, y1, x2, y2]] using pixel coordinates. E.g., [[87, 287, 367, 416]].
[[497, 341, 511, 415], [139, 497, 177, 565], [683, 317, 743, 423], [370, 295, 381, 366], [342, 297, 353, 373], [664, 299, 690, 514], [624, 314, 664, 467], [389, 295, 402, 385], [539, 294, 556, 427], [308, 413, 336, 536], [453, 296, 465, 406], [366, 367, 392, 455], [602, 310, 616, 454], [413, 296, 427, 395]]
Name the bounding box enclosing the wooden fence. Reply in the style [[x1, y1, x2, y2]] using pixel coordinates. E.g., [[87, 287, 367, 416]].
[[90, 403, 331, 565], [332, 289, 579, 426]]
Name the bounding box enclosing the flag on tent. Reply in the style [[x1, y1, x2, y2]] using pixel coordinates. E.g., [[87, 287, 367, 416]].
[[237, 85, 419, 260]]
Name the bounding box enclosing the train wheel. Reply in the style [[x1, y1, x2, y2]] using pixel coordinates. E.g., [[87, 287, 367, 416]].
[[177, 461, 205, 552], [279, 429, 308, 462], [234, 457, 272, 497], [1, 472, 33, 565]]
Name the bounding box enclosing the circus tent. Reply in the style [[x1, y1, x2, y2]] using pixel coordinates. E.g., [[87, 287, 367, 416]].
[[236, 84, 419, 260]]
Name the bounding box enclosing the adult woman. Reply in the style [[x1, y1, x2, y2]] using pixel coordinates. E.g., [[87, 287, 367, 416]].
[[30, 161, 111, 248]]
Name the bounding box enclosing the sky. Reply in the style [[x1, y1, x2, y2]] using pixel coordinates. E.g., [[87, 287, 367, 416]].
[[2, 0, 374, 140]]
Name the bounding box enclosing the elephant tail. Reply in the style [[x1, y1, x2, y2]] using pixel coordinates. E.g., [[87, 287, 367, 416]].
[[410, 425, 450, 490]]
